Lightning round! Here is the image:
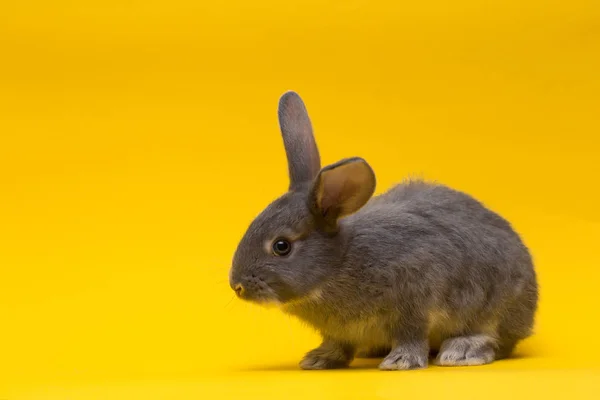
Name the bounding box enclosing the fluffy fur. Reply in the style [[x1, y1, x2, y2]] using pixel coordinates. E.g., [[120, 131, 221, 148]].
[[229, 91, 538, 370]]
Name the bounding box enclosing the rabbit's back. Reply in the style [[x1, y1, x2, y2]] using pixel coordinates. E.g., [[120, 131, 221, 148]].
[[370, 179, 514, 233], [349, 179, 536, 296]]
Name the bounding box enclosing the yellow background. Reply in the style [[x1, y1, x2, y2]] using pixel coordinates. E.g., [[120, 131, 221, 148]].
[[1, 1, 599, 399]]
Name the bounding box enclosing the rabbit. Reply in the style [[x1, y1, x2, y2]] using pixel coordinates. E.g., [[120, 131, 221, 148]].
[[229, 91, 538, 370]]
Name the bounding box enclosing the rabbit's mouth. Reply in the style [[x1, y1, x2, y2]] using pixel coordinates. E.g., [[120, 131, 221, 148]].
[[239, 285, 281, 305], [231, 274, 298, 306]]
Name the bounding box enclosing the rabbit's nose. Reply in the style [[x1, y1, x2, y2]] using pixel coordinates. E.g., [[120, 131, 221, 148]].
[[233, 283, 245, 297]]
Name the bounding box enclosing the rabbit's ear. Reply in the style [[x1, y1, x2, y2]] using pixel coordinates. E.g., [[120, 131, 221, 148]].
[[309, 157, 376, 231], [278, 91, 321, 191]]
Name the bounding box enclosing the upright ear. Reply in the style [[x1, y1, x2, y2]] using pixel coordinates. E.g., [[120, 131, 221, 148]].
[[278, 91, 321, 191], [309, 157, 376, 232]]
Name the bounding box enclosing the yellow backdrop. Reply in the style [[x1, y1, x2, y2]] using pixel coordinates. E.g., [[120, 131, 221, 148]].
[[1, 1, 599, 399]]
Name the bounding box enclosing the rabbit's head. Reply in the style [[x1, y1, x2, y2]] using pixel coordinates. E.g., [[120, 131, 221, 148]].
[[229, 91, 376, 305]]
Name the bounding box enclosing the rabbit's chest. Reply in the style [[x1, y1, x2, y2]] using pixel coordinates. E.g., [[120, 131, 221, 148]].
[[296, 310, 390, 346], [282, 299, 391, 346]]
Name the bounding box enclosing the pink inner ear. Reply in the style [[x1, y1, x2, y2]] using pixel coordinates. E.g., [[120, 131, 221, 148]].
[[319, 175, 347, 214], [314, 159, 375, 221]]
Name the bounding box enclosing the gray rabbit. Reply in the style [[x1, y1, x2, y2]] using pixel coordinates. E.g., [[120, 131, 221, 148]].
[[229, 91, 538, 370]]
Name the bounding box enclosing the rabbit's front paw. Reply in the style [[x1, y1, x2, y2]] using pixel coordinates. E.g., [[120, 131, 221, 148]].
[[379, 345, 428, 370], [300, 346, 352, 370]]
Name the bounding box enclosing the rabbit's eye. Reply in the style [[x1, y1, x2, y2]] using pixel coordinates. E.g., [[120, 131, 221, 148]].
[[272, 239, 292, 256]]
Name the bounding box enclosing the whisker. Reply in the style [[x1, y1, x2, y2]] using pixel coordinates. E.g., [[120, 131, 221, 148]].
[[224, 294, 236, 309]]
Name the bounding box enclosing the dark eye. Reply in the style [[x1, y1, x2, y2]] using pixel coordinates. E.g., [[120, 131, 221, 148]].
[[272, 239, 292, 256]]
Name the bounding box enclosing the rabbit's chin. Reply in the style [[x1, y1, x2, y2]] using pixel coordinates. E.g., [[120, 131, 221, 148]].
[[249, 287, 324, 310], [257, 300, 283, 309], [241, 288, 284, 308]]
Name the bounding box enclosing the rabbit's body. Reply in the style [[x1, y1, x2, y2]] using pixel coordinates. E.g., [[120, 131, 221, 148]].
[[283, 180, 537, 360], [230, 91, 538, 370]]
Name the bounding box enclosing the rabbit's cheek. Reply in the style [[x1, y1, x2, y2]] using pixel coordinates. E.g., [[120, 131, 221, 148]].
[[265, 277, 299, 304]]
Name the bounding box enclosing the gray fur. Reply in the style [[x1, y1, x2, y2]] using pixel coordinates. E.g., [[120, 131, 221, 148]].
[[278, 91, 321, 191], [230, 91, 538, 370]]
